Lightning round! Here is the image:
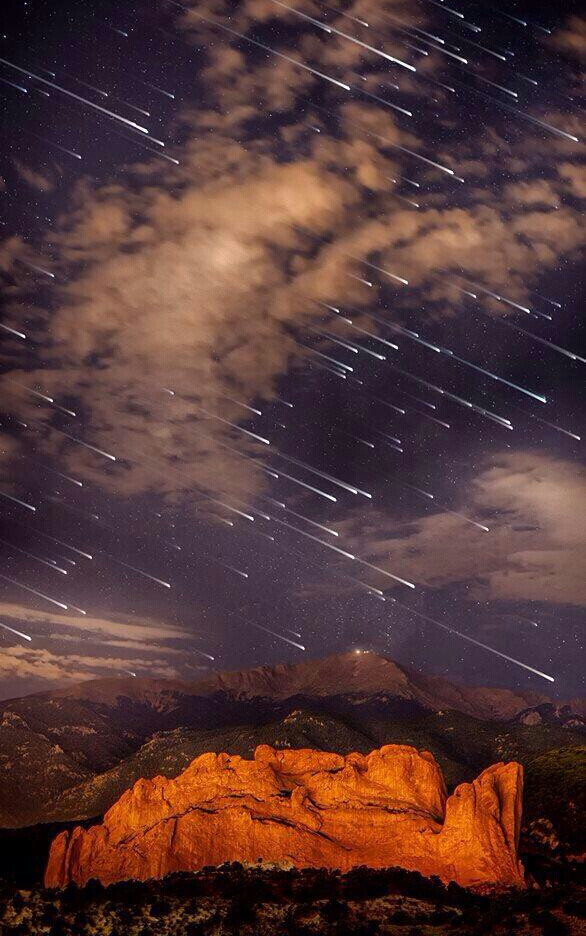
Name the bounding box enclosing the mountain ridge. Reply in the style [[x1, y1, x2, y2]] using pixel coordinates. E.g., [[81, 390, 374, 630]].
[[0, 651, 583, 837], [4, 650, 566, 718]]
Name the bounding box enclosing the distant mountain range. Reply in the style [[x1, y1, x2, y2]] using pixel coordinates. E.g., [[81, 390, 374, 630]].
[[0, 651, 584, 853]]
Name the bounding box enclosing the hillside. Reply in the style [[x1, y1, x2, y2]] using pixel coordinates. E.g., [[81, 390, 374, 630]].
[[0, 652, 583, 840]]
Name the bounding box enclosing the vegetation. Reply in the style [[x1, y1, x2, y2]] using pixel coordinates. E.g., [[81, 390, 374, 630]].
[[523, 746, 586, 853], [0, 863, 584, 936]]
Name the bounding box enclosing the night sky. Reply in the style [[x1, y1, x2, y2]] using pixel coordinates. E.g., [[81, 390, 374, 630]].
[[0, 0, 583, 700]]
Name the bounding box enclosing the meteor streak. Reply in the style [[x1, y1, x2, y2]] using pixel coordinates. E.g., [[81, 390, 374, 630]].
[[0, 58, 150, 134], [511, 406, 580, 442], [390, 599, 555, 682], [220, 396, 263, 416], [0, 573, 68, 610], [251, 622, 305, 651], [269, 0, 416, 71], [140, 80, 175, 99], [0, 488, 36, 511], [193, 12, 351, 91], [501, 321, 585, 364], [277, 453, 372, 498], [261, 497, 339, 537], [7, 521, 93, 559], [53, 428, 117, 460], [0, 622, 32, 641], [0, 537, 69, 574], [353, 557, 415, 589], [271, 516, 356, 559], [106, 557, 171, 589], [0, 323, 26, 339], [196, 406, 271, 445]]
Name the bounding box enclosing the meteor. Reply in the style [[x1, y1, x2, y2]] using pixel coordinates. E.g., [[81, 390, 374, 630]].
[[340, 318, 399, 351], [0, 57, 151, 134], [271, 516, 356, 559], [353, 557, 415, 589], [19, 260, 55, 278], [8, 381, 76, 417], [300, 343, 354, 373], [284, 628, 303, 639], [414, 410, 451, 430], [390, 598, 554, 683], [72, 78, 109, 97], [343, 252, 409, 286], [0, 538, 69, 574], [25, 132, 82, 160], [201, 495, 255, 523], [310, 326, 359, 354], [106, 557, 171, 589], [279, 539, 386, 602], [0, 622, 32, 641], [476, 76, 518, 99], [222, 564, 248, 579], [220, 396, 263, 416], [0, 573, 68, 610], [251, 622, 305, 651], [440, 347, 547, 403], [196, 405, 270, 446], [0, 76, 28, 93], [395, 483, 489, 531], [115, 98, 150, 117], [7, 520, 93, 559], [270, 467, 337, 502], [0, 323, 26, 339], [512, 406, 580, 442], [193, 12, 351, 92], [269, 0, 416, 72], [384, 362, 514, 430], [501, 321, 585, 364], [49, 427, 116, 460], [140, 80, 175, 99], [0, 489, 36, 511], [261, 496, 339, 537], [277, 452, 372, 498]]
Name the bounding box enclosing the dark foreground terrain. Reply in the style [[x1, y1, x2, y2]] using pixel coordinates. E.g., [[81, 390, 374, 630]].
[[1, 654, 583, 934], [0, 863, 584, 936]]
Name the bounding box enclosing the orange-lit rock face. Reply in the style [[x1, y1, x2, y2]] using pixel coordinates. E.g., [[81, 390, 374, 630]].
[[45, 744, 524, 890]]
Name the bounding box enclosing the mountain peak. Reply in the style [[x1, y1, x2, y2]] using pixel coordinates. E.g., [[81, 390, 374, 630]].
[[188, 649, 414, 701]]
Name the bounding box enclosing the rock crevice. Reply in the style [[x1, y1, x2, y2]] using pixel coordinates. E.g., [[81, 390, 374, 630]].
[[45, 744, 524, 890]]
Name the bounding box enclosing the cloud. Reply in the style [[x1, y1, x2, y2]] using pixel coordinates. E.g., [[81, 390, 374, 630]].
[[12, 160, 56, 193], [337, 452, 586, 606], [2, 110, 582, 506], [0, 644, 181, 685], [0, 603, 200, 690], [0, 602, 190, 643], [550, 15, 586, 62]]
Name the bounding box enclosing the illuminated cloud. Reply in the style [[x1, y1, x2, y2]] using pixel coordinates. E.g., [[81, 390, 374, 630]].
[[337, 452, 586, 606]]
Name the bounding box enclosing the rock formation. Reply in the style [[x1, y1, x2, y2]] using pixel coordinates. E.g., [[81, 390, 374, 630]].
[[45, 744, 525, 890]]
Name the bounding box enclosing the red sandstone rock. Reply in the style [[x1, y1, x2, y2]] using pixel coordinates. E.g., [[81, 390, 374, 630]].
[[44, 744, 525, 890]]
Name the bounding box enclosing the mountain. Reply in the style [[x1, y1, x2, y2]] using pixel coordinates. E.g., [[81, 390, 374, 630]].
[[45, 744, 525, 890], [39, 649, 557, 719], [0, 651, 583, 845], [187, 651, 554, 719]]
